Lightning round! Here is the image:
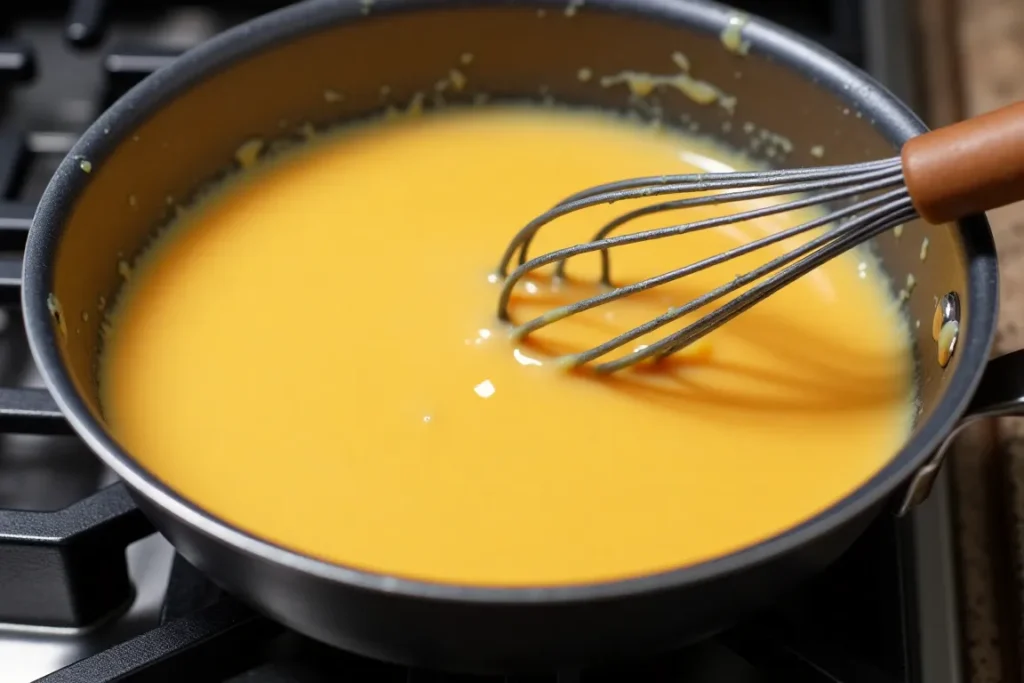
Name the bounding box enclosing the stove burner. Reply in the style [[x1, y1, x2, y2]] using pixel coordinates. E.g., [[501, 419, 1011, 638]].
[[32, 520, 926, 682]]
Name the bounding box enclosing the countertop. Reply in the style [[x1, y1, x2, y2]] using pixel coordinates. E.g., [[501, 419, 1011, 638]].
[[960, 0, 1024, 357], [927, 0, 1024, 680]]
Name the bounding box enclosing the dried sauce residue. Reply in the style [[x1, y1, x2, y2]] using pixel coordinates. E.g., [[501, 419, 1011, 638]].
[[234, 139, 265, 169], [720, 13, 751, 55], [47, 293, 67, 341], [600, 52, 737, 113]]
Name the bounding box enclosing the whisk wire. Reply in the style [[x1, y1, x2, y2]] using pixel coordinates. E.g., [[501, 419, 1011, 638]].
[[497, 168, 906, 325], [556, 157, 903, 204], [555, 166, 907, 283], [494, 154, 926, 373], [501, 157, 904, 275], [604, 202, 918, 373], [494, 99, 1024, 372], [508, 185, 911, 343], [567, 194, 914, 372]]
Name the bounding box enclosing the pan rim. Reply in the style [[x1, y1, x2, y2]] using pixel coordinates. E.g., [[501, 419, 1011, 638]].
[[22, 0, 998, 604]]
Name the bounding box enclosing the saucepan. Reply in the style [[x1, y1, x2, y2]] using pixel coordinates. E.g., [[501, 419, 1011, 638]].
[[20, 0, 1024, 673]]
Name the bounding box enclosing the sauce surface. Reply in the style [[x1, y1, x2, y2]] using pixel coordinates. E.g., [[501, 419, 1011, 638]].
[[100, 106, 915, 587]]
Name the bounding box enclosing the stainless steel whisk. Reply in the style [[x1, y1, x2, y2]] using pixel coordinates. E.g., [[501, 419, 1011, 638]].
[[496, 101, 1024, 374]]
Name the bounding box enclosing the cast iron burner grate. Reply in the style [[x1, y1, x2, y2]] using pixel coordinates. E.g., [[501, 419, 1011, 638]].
[[33, 518, 933, 682], [0, 1, 958, 681]]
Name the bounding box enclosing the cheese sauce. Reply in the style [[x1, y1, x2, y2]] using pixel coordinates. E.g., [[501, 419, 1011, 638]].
[[99, 106, 915, 587]]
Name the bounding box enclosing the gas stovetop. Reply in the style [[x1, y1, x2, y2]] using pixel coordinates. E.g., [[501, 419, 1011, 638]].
[[0, 2, 962, 682]]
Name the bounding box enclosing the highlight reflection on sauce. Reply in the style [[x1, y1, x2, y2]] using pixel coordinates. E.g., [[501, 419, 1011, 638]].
[[99, 106, 915, 587]]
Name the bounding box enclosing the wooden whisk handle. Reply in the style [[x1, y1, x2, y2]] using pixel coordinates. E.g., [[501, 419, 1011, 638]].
[[902, 100, 1024, 224]]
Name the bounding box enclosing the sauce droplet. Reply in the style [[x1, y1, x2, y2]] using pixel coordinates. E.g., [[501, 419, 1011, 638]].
[[234, 139, 265, 169], [448, 69, 467, 92], [720, 14, 751, 55]]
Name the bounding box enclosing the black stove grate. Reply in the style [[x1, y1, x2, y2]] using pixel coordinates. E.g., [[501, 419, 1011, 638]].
[[0, 121, 153, 627], [0, 479, 153, 628], [34, 519, 917, 683], [3, 0, 868, 128], [13, 0, 868, 66]]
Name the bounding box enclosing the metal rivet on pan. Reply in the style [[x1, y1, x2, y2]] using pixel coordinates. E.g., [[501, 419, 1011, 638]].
[[932, 292, 960, 368]]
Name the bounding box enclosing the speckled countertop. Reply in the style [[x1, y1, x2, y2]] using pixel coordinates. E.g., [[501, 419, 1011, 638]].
[[944, 1, 1024, 680], [961, 0, 1024, 356]]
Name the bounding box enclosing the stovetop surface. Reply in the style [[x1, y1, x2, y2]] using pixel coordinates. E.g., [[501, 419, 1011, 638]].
[[46, 516, 927, 683], [0, 2, 960, 682]]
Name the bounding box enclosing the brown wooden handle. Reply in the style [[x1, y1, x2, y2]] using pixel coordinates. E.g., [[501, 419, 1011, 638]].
[[902, 100, 1024, 224]]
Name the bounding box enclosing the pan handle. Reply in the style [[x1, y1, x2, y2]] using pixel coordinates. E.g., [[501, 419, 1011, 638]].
[[897, 349, 1024, 516]]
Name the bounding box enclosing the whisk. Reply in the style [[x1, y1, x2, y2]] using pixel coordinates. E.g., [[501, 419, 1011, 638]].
[[496, 101, 1024, 374]]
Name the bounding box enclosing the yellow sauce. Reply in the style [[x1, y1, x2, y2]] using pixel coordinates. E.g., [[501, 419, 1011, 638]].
[[99, 106, 915, 587], [937, 320, 958, 367]]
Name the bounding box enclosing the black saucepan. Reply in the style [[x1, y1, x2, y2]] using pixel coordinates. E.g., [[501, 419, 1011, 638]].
[[20, 0, 1024, 673]]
